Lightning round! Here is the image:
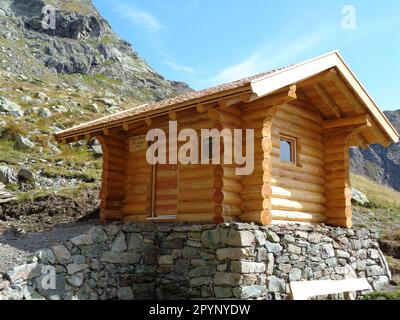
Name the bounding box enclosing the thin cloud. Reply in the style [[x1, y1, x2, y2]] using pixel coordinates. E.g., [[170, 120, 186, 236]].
[[164, 61, 195, 74], [115, 4, 162, 32], [211, 31, 329, 85]]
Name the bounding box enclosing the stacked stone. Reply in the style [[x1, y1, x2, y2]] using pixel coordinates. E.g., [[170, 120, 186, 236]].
[[0, 222, 391, 300]]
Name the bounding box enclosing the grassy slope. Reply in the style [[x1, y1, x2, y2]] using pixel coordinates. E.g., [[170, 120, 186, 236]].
[[351, 174, 400, 299]]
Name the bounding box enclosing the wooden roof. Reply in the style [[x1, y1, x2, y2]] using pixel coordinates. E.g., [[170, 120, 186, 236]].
[[55, 51, 399, 146]]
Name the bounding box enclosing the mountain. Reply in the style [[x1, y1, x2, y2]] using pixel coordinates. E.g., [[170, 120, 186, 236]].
[[350, 110, 400, 191], [0, 0, 190, 204]]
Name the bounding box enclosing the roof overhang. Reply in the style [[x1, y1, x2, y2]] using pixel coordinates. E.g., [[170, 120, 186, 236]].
[[55, 51, 399, 145]]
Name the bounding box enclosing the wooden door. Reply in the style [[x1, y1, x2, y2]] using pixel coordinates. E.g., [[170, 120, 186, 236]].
[[153, 163, 178, 216]]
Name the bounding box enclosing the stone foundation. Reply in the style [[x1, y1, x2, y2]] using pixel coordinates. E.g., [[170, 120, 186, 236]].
[[0, 222, 391, 300]]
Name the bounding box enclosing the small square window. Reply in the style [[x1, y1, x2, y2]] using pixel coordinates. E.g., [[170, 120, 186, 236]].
[[280, 136, 297, 164]]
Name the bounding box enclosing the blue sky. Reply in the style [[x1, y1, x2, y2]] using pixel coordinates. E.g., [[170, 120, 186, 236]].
[[93, 0, 400, 111]]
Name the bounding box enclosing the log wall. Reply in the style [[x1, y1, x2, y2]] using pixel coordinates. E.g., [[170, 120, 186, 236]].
[[97, 134, 128, 222]]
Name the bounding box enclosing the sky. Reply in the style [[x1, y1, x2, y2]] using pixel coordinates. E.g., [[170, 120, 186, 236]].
[[92, 0, 400, 111]]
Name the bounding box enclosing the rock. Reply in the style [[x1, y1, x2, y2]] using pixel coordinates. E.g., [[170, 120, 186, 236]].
[[36, 92, 49, 100], [201, 228, 228, 249], [38, 107, 52, 118], [214, 286, 233, 298], [0, 166, 18, 184], [227, 230, 255, 247], [234, 285, 265, 299], [216, 248, 252, 261], [158, 255, 173, 265], [111, 232, 127, 252], [372, 276, 390, 291], [17, 168, 35, 183], [213, 272, 242, 286], [266, 231, 280, 243], [76, 282, 98, 300], [51, 245, 72, 264], [0, 97, 23, 117], [89, 103, 100, 113], [67, 264, 89, 275], [267, 276, 286, 293], [91, 144, 103, 157], [117, 287, 134, 300], [14, 134, 35, 150], [88, 227, 108, 243], [51, 105, 68, 113], [335, 250, 350, 259], [321, 244, 335, 258], [67, 273, 84, 287], [366, 265, 383, 277], [6, 263, 42, 283], [289, 268, 302, 281], [287, 244, 302, 255], [368, 249, 380, 260], [231, 261, 265, 273], [127, 233, 144, 251], [351, 188, 372, 207], [71, 233, 93, 246], [265, 241, 283, 254], [190, 277, 212, 287], [35, 249, 56, 264], [100, 251, 141, 264]]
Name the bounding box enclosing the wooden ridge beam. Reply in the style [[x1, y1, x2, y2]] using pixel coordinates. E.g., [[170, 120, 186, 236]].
[[325, 68, 364, 114], [313, 83, 342, 118]]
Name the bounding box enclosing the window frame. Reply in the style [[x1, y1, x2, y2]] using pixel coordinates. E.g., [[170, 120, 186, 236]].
[[279, 134, 298, 165]]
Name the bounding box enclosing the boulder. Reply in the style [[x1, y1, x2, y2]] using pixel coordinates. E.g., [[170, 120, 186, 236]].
[[0, 166, 18, 184], [351, 188, 372, 207], [38, 107, 52, 118], [18, 168, 35, 183], [0, 97, 23, 117], [14, 134, 35, 150]]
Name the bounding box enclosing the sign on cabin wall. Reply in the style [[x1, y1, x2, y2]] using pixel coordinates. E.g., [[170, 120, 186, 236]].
[[129, 135, 147, 153]]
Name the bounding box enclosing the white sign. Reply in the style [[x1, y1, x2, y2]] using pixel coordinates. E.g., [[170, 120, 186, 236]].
[[130, 135, 147, 152]]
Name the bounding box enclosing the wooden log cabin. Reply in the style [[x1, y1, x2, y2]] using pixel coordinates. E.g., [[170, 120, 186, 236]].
[[54, 52, 399, 228]]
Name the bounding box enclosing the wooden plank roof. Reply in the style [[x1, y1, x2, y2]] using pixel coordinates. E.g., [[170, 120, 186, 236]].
[[54, 51, 399, 146]]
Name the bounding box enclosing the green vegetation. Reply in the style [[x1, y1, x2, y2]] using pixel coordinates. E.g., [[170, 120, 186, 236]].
[[363, 288, 400, 300], [351, 174, 400, 210]]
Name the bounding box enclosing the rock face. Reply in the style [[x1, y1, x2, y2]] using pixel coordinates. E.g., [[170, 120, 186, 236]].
[[0, 223, 391, 300], [0, 0, 191, 102], [350, 110, 400, 191]]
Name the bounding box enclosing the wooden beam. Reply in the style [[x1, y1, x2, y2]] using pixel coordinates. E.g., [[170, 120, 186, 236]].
[[313, 83, 342, 118], [325, 68, 364, 114], [323, 115, 371, 129], [103, 128, 110, 136], [122, 123, 129, 131], [244, 85, 297, 109], [145, 118, 152, 126], [297, 68, 338, 88], [169, 112, 177, 121]]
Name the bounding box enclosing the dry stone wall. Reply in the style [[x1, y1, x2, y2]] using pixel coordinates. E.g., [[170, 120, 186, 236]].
[[0, 222, 391, 300]]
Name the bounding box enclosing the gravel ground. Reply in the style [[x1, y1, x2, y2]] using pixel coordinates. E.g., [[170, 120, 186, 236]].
[[0, 219, 98, 274]]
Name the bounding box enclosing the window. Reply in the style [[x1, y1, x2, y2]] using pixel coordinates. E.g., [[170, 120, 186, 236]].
[[280, 136, 297, 164]]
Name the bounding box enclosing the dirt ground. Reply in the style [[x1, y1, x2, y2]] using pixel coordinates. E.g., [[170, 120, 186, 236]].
[[0, 186, 101, 274]]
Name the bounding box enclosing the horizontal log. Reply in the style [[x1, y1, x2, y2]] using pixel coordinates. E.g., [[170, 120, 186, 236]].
[[179, 189, 213, 201], [271, 176, 325, 193], [100, 209, 123, 222], [215, 204, 242, 217], [239, 210, 272, 225], [241, 174, 263, 186], [123, 215, 152, 223], [280, 103, 323, 124], [176, 213, 214, 223], [271, 159, 325, 177], [241, 198, 271, 211], [214, 166, 242, 181], [327, 217, 352, 228], [271, 186, 326, 204], [271, 210, 326, 223], [123, 193, 151, 204], [271, 198, 326, 214], [326, 207, 352, 218], [122, 204, 151, 215], [178, 202, 214, 213], [214, 191, 243, 206], [271, 167, 325, 185]]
